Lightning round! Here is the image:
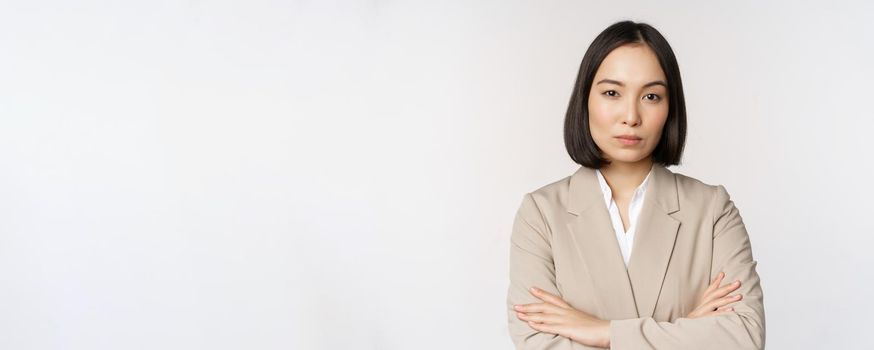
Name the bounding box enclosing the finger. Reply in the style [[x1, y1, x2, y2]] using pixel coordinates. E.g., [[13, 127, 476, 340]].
[[705, 294, 743, 311], [514, 302, 564, 315], [698, 286, 727, 306], [693, 306, 734, 319], [703, 296, 735, 311], [528, 320, 560, 335], [708, 308, 735, 316], [713, 280, 742, 296], [529, 287, 571, 309], [709, 271, 725, 289], [716, 305, 735, 312], [702, 271, 724, 297], [517, 311, 560, 324], [702, 279, 740, 301]]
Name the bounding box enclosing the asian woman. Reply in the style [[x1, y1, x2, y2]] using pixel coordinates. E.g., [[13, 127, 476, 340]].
[[506, 20, 765, 349]]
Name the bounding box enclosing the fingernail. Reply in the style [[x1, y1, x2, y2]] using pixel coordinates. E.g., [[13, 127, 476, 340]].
[[530, 287, 538, 292], [514, 305, 521, 310]]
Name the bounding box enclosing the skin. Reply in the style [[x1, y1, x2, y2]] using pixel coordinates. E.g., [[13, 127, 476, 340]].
[[514, 43, 744, 348]]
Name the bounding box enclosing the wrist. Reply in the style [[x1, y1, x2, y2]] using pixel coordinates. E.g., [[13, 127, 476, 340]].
[[599, 319, 612, 348], [569, 319, 612, 348]]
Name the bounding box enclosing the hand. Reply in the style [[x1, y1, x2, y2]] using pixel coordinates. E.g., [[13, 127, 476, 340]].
[[514, 286, 611, 349], [686, 271, 743, 319]]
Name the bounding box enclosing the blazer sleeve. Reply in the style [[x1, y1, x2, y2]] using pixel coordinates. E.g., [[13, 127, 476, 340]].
[[506, 193, 601, 350], [608, 185, 766, 349]]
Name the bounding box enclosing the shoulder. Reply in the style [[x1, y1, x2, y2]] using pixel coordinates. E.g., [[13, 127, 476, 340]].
[[671, 169, 718, 196], [512, 172, 573, 228], [524, 172, 573, 210], [669, 168, 736, 219]]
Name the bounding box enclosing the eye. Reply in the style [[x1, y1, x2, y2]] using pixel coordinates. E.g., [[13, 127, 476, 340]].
[[602, 90, 619, 97], [644, 93, 661, 101]]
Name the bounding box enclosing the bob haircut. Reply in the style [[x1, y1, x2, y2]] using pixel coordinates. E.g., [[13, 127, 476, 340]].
[[564, 20, 687, 169]]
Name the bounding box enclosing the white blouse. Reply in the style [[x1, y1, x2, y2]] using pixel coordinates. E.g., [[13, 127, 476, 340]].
[[594, 166, 654, 267]]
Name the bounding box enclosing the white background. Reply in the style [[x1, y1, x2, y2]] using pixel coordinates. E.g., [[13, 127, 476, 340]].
[[2, 1, 873, 349]]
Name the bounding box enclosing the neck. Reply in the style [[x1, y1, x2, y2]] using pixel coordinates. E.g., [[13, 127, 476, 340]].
[[599, 158, 654, 197]]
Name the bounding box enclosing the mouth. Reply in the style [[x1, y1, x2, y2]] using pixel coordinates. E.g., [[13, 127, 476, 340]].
[[615, 135, 642, 146]]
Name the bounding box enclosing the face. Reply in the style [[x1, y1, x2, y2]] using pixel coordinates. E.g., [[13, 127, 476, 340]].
[[587, 43, 669, 166]]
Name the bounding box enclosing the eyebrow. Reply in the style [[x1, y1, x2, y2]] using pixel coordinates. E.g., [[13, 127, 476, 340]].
[[596, 78, 667, 88]]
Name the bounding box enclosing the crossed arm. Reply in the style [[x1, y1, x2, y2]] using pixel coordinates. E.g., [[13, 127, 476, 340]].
[[506, 186, 766, 349]]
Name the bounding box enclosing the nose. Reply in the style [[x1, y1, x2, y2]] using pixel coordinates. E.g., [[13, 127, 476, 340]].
[[622, 101, 642, 127]]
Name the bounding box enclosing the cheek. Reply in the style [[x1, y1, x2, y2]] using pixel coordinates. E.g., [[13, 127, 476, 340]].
[[588, 99, 612, 121], [645, 106, 669, 132], [587, 102, 613, 138], [642, 107, 669, 146]]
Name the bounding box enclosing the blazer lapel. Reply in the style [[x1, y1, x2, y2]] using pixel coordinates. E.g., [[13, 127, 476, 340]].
[[626, 164, 680, 318], [565, 163, 680, 320], [566, 166, 638, 319]]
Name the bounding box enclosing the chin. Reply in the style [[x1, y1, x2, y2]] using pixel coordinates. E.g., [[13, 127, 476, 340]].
[[605, 151, 650, 164]]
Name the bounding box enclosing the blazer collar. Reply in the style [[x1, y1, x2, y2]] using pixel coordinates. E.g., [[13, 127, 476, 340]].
[[565, 163, 681, 319], [567, 163, 678, 215]]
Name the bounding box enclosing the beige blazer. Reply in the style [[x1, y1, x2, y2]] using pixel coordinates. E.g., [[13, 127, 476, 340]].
[[506, 164, 765, 349]]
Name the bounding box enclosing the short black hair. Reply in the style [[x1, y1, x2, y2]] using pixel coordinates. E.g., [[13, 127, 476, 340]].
[[564, 20, 687, 169]]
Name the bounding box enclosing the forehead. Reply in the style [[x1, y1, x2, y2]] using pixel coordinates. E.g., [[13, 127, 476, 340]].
[[594, 44, 666, 85]]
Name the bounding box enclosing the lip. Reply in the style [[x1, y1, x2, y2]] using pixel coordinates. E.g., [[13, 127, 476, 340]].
[[615, 135, 642, 146]]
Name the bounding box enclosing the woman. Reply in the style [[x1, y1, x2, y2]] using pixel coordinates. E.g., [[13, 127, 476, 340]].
[[506, 21, 765, 349]]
